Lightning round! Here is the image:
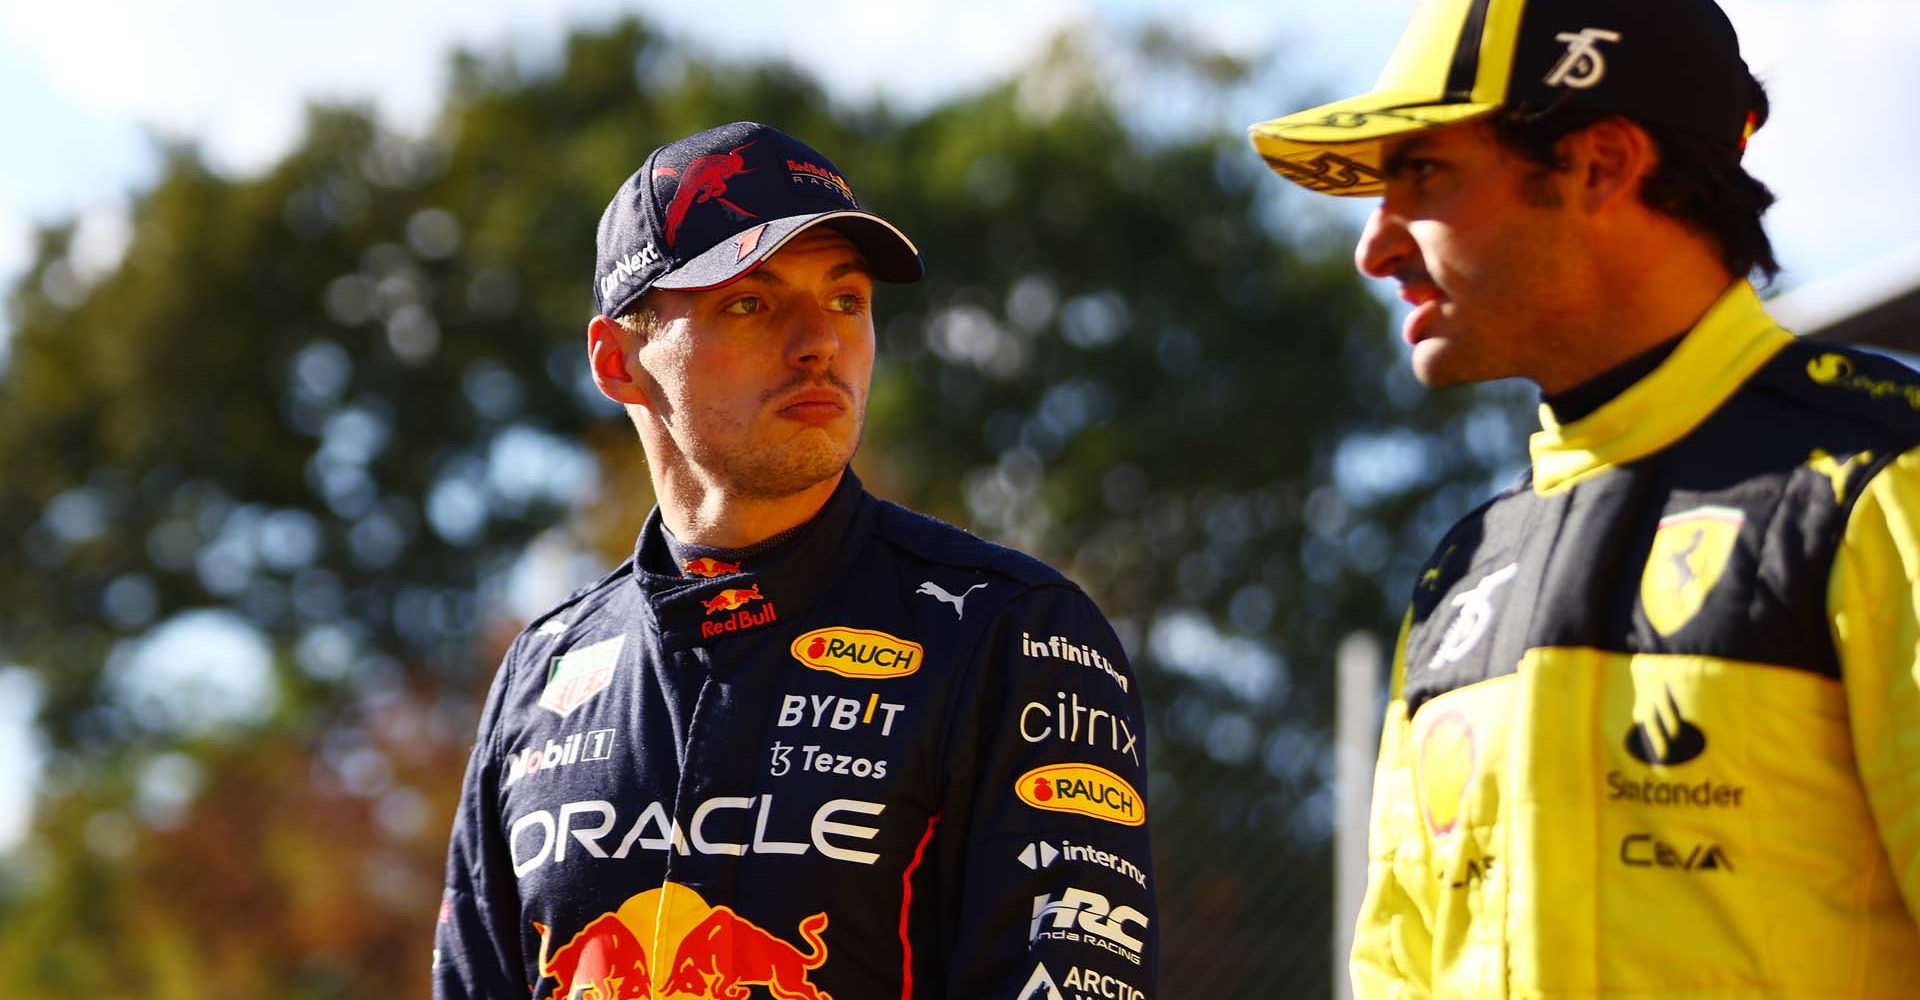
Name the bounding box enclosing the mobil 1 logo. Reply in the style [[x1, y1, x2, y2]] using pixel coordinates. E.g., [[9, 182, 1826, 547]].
[[505, 728, 616, 787]]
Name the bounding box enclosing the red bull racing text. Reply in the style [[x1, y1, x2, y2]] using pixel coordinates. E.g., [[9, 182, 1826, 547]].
[[701, 585, 777, 639]]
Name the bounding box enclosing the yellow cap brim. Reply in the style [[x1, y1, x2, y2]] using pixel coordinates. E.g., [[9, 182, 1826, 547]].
[[1248, 92, 1498, 197]]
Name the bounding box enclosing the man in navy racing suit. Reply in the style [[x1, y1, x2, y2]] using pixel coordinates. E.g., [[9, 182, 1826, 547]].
[[433, 122, 1157, 1000]]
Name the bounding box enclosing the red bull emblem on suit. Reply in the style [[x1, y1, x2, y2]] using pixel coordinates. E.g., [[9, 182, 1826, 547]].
[[536, 882, 832, 1000], [683, 557, 743, 579], [701, 584, 777, 639], [703, 585, 764, 614]]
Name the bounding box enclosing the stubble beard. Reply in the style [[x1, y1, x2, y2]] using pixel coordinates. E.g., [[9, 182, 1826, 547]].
[[687, 374, 867, 501], [717, 418, 863, 499], [1413, 205, 1577, 389]]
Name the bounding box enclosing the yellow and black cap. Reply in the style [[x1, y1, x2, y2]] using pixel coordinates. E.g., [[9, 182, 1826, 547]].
[[1249, 0, 1760, 197]]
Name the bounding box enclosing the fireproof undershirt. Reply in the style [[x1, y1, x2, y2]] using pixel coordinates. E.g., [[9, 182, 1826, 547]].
[[662, 520, 807, 577], [1541, 335, 1684, 425]]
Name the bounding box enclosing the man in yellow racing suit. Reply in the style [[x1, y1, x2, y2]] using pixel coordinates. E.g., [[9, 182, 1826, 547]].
[[1246, 0, 1920, 995]]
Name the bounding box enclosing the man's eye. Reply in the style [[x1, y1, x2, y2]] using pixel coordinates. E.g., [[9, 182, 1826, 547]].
[[723, 297, 762, 316], [829, 293, 867, 315]]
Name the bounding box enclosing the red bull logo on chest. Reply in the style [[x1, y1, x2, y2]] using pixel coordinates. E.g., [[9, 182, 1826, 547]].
[[536, 882, 833, 1000], [701, 584, 777, 640]]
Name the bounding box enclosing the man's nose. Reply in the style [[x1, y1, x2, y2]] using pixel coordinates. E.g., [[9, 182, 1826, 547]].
[[1354, 204, 1413, 280], [787, 303, 839, 368]]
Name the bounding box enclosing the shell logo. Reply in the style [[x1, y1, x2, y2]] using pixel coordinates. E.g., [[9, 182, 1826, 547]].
[[1416, 710, 1477, 837], [789, 627, 923, 680], [1016, 763, 1144, 826]]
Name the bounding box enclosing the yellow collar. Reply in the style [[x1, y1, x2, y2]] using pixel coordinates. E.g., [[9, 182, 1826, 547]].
[[1529, 281, 1793, 495]]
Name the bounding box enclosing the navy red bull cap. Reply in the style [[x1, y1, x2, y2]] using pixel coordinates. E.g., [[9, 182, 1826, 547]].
[[1248, 0, 1763, 196], [594, 121, 924, 318]]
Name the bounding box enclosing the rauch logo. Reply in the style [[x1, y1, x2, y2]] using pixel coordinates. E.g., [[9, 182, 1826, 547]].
[[1017, 763, 1144, 826], [789, 627, 923, 680]]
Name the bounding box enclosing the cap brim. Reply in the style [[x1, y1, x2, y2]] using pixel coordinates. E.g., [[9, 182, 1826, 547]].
[[653, 211, 924, 292], [1248, 91, 1497, 197]]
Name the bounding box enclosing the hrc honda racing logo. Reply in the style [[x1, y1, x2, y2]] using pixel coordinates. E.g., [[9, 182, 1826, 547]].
[[509, 795, 885, 877], [1031, 885, 1150, 966], [537, 881, 831, 1000]]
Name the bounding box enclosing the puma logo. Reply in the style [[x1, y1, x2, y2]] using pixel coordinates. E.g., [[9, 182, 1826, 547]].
[[916, 581, 987, 619], [1808, 448, 1872, 504]]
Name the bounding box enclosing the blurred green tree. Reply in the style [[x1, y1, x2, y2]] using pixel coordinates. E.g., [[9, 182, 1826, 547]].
[[0, 17, 1526, 998]]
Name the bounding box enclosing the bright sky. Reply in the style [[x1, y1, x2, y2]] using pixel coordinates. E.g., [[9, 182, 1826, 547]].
[[2, 0, 1916, 848]]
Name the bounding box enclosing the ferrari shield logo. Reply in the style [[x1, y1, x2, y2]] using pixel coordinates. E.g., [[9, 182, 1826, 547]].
[[1641, 506, 1744, 637]]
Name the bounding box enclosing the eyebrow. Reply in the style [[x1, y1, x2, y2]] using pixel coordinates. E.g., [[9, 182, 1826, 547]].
[[743, 259, 873, 287]]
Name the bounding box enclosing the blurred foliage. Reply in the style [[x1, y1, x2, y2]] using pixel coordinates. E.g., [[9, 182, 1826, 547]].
[[0, 17, 1527, 999]]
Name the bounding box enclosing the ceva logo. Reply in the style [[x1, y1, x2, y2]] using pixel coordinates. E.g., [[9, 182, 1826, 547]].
[[789, 627, 923, 680], [1017, 763, 1144, 826]]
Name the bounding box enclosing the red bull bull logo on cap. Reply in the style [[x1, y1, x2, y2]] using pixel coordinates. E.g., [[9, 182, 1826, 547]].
[[789, 626, 923, 680], [537, 882, 833, 1000], [1016, 763, 1144, 826]]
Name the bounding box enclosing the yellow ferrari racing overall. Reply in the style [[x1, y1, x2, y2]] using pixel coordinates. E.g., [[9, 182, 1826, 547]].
[[1355, 282, 1920, 998]]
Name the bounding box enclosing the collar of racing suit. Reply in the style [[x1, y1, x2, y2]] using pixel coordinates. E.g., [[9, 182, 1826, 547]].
[[663, 520, 808, 575], [1528, 280, 1795, 496], [627, 469, 876, 652], [1540, 335, 1682, 425]]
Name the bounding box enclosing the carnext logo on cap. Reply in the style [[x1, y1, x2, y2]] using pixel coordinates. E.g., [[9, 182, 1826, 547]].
[[600, 243, 661, 300]]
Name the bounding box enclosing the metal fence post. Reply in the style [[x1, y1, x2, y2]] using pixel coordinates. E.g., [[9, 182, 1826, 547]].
[[1333, 631, 1382, 1000]]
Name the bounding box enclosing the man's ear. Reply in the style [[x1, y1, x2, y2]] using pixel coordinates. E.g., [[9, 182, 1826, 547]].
[[587, 315, 651, 407], [1572, 117, 1657, 214]]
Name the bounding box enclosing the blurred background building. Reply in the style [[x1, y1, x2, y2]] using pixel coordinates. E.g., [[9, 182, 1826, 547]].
[[2, 2, 1916, 996]]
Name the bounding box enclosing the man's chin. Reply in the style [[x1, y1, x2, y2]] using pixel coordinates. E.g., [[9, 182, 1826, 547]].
[[726, 439, 854, 500], [1409, 339, 1470, 388], [1408, 337, 1520, 389]]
